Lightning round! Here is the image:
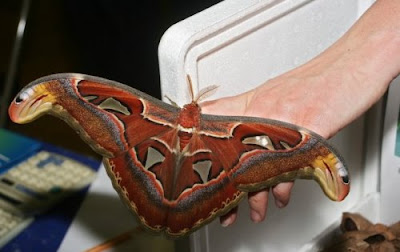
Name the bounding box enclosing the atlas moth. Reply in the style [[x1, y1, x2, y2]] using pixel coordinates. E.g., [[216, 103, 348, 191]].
[[8, 73, 349, 237]]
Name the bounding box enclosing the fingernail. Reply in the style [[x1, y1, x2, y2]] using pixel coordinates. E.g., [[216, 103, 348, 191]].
[[221, 216, 233, 227], [275, 199, 286, 208], [251, 210, 262, 223]]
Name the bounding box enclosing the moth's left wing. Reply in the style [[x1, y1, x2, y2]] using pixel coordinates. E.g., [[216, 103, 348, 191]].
[[8, 73, 184, 233]]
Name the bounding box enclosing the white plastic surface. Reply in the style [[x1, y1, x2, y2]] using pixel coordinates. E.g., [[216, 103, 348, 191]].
[[159, 0, 376, 251]]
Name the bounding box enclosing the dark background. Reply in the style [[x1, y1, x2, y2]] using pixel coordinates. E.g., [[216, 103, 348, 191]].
[[1, 0, 220, 158]]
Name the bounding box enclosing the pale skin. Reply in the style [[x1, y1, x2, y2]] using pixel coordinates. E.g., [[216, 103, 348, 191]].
[[201, 0, 400, 227]]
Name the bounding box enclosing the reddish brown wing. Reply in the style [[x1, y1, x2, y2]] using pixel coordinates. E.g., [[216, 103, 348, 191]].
[[196, 115, 350, 200]]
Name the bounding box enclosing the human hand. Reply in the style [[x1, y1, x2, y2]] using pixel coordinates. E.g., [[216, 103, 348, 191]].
[[200, 64, 381, 226], [200, 71, 341, 227]]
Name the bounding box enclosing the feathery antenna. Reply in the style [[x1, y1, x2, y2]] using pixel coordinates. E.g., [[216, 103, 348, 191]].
[[186, 74, 219, 103], [187, 75, 195, 102], [195, 85, 219, 103]]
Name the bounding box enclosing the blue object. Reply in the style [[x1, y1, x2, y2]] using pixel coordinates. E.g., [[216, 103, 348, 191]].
[[0, 129, 41, 174], [0, 130, 101, 252]]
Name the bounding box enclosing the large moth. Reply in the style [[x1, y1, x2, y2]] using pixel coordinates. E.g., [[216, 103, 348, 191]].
[[8, 73, 349, 237]]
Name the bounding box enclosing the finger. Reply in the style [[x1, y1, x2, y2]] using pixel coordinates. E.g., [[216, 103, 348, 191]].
[[272, 182, 294, 208], [200, 91, 250, 116], [248, 189, 269, 223], [220, 207, 238, 227]]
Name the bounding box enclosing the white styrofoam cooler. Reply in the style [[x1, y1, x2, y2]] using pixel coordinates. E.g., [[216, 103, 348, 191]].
[[158, 0, 385, 251]]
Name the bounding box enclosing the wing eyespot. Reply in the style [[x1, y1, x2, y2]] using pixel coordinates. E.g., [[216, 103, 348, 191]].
[[341, 175, 349, 184], [15, 88, 34, 104], [15, 92, 28, 104]]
